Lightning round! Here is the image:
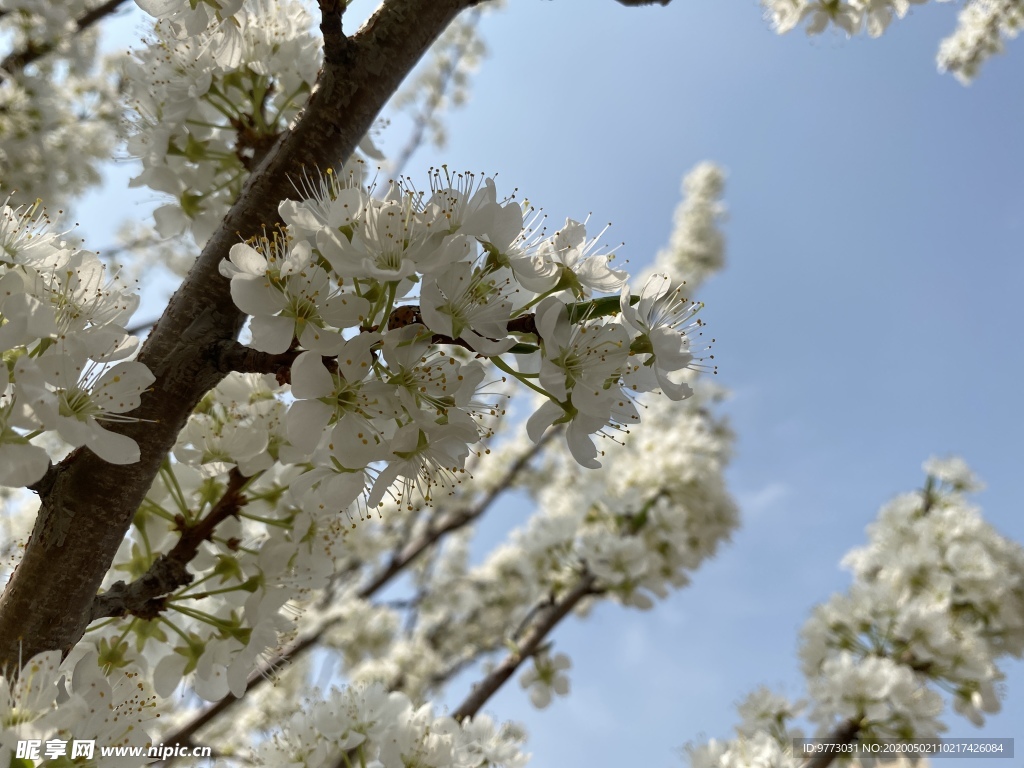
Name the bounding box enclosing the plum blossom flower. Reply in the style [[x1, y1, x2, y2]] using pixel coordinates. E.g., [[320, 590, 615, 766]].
[[0, 359, 51, 487], [923, 455, 984, 492], [519, 651, 571, 709], [21, 348, 154, 464], [0, 196, 70, 269], [222, 237, 368, 354], [419, 261, 517, 355], [281, 183, 368, 242], [620, 274, 707, 400], [286, 333, 398, 455], [424, 170, 508, 239], [514, 218, 627, 297], [534, 296, 629, 401], [367, 422, 474, 508], [317, 191, 448, 283]]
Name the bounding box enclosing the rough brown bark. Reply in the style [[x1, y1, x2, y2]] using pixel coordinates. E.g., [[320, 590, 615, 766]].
[[0, 0, 478, 670]]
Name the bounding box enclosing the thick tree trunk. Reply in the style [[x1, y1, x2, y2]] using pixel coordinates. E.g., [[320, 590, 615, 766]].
[[0, 0, 476, 670]]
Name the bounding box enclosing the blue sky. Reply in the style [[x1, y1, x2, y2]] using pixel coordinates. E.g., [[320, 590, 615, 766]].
[[79, 1, 1024, 765]]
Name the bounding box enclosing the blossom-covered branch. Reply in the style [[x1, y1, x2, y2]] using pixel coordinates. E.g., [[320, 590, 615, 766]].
[[451, 572, 600, 722], [0, 0, 483, 669], [89, 468, 250, 622], [389, 8, 485, 177], [0, 0, 129, 81], [684, 459, 1024, 767], [762, 0, 1022, 82], [158, 429, 558, 750]]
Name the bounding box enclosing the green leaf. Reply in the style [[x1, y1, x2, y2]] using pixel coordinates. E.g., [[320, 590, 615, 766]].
[[565, 294, 636, 324], [507, 343, 540, 355]]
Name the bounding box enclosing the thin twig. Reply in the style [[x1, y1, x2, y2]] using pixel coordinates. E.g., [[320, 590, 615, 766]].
[[451, 571, 599, 722], [800, 718, 862, 768], [158, 431, 555, 748], [356, 428, 556, 597], [0, 0, 130, 80], [390, 8, 483, 177], [89, 469, 249, 622], [317, 0, 350, 66]]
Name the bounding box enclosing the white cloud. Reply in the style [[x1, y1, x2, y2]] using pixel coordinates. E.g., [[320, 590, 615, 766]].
[[736, 481, 790, 520]]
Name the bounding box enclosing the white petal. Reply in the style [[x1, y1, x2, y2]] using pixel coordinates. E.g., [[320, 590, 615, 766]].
[[249, 315, 294, 354], [329, 415, 382, 468], [290, 351, 334, 398], [526, 400, 563, 443], [231, 276, 286, 317], [86, 423, 142, 464], [0, 442, 50, 487], [286, 400, 332, 453], [461, 329, 515, 356], [228, 242, 268, 275], [565, 419, 601, 469], [279, 200, 321, 233], [418, 278, 454, 338], [153, 654, 188, 698]]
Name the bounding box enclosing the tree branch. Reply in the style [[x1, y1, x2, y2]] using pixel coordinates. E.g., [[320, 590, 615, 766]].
[[390, 8, 483, 177], [801, 718, 862, 768], [89, 468, 249, 622], [157, 431, 554, 749], [0, 0, 480, 669], [451, 571, 599, 722], [318, 0, 350, 65], [0, 0, 130, 81], [213, 340, 304, 383], [358, 427, 556, 596]]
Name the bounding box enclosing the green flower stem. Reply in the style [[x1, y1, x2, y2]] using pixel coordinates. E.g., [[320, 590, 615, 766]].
[[490, 355, 553, 400], [139, 499, 178, 524], [159, 616, 194, 644], [159, 462, 190, 518], [168, 603, 234, 631], [276, 83, 311, 120], [111, 617, 138, 651], [170, 582, 249, 601], [173, 571, 219, 597], [512, 287, 558, 317], [238, 510, 292, 527], [212, 537, 260, 556], [84, 617, 121, 633]]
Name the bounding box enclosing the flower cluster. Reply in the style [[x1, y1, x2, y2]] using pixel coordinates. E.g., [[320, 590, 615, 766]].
[[804, 459, 1024, 732], [0, 160, 732, 765], [323, 385, 736, 707], [74, 163, 719, 716], [763, 0, 1022, 83], [762, 0, 931, 37], [152, 161, 729, 717], [0, 0, 121, 209], [647, 162, 727, 292], [684, 458, 1024, 763], [937, 0, 1023, 82], [519, 651, 571, 708], [124, 0, 322, 244], [217, 169, 711, 506], [55, 298, 725, 729], [0, 197, 153, 484], [131, 374, 373, 705], [0, 650, 157, 767], [255, 682, 528, 768]]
